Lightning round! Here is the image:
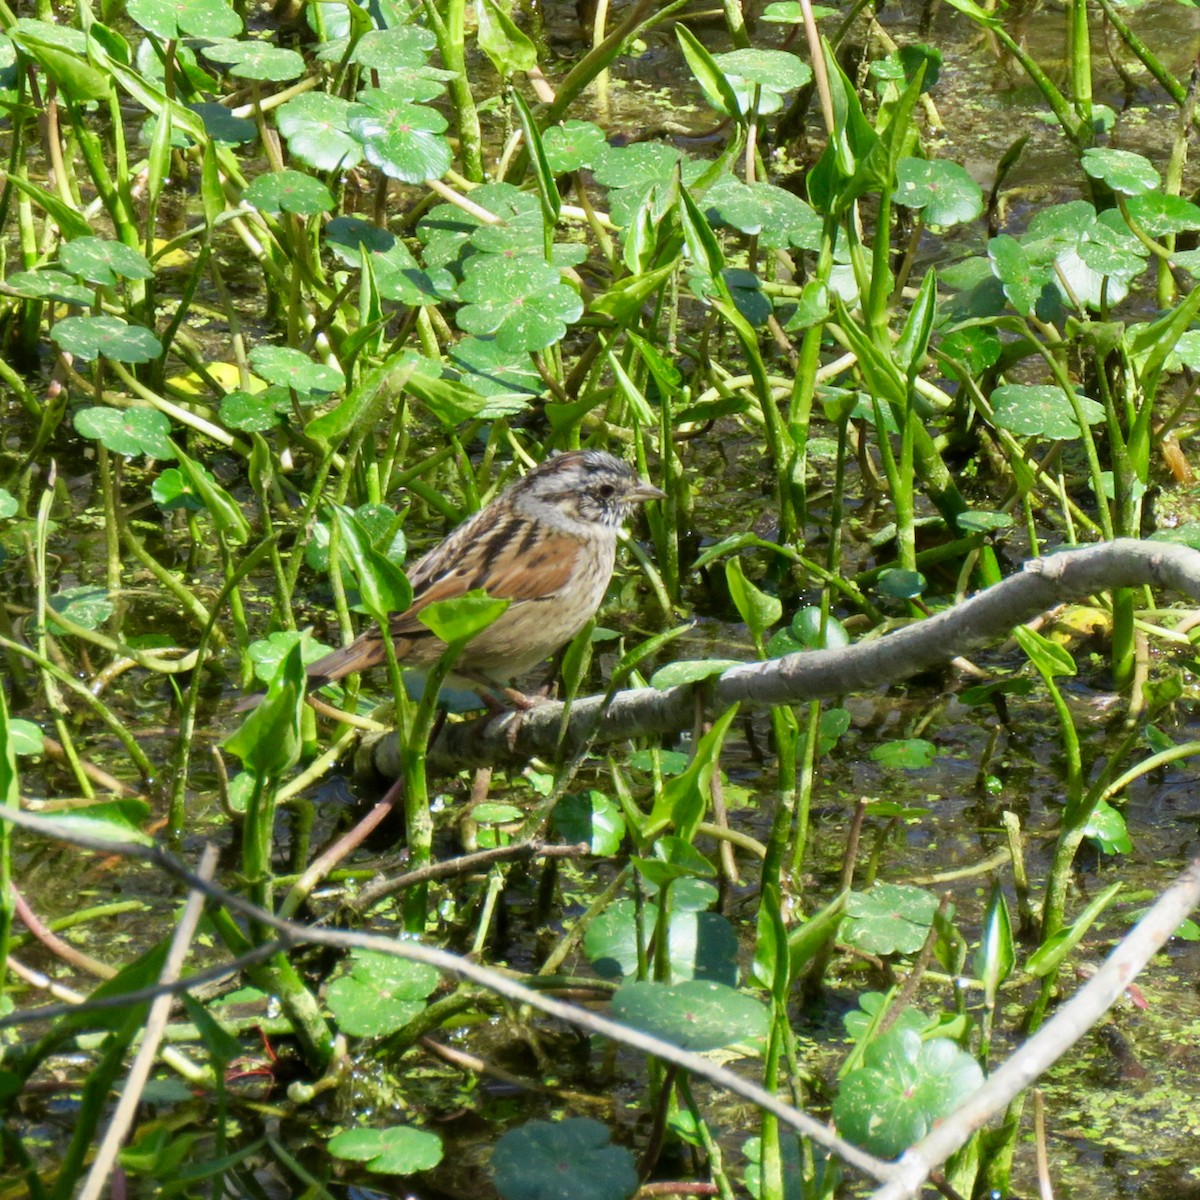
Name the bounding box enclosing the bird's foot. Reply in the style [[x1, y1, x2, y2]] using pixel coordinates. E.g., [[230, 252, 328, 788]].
[[476, 686, 550, 750]]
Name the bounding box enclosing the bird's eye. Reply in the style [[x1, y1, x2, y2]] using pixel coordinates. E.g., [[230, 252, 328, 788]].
[[597, 482, 616, 499]]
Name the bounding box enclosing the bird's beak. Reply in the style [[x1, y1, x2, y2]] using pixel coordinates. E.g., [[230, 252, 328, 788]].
[[631, 481, 666, 503]]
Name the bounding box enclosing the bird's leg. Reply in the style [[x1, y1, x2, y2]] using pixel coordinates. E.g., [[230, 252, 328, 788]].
[[498, 684, 551, 710], [459, 677, 551, 750]]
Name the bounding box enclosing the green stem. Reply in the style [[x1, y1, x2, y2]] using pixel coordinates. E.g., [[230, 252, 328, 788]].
[[1092, 0, 1189, 107], [425, 0, 484, 182], [207, 907, 334, 1069]]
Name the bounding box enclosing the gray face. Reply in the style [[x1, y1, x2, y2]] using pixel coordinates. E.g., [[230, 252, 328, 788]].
[[521, 450, 656, 529]]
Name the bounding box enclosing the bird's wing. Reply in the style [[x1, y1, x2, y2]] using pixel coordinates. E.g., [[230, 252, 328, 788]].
[[304, 520, 584, 686], [388, 528, 583, 638]]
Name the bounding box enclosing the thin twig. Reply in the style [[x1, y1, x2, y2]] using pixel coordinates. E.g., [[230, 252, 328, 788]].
[[878, 893, 951, 1035], [13, 886, 117, 979], [353, 839, 591, 912], [0, 806, 894, 1185], [77, 844, 218, 1200], [278, 775, 405, 919], [871, 856, 1200, 1200]]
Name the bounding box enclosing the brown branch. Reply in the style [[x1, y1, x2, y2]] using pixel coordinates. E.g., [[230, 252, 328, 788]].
[[78, 845, 218, 1200], [0, 805, 894, 1185], [365, 538, 1200, 778], [353, 839, 592, 912], [870, 855, 1200, 1200], [13, 886, 117, 980]]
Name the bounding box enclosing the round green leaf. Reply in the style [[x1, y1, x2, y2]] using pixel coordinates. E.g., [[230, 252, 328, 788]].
[[328, 1125, 443, 1175], [790, 606, 851, 649], [1169, 248, 1200, 278], [457, 255, 582, 352], [276, 92, 362, 171], [1084, 798, 1133, 855], [447, 336, 541, 409], [73, 406, 175, 459], [894, 158, 983, 227], [818, 705, 852, 753], [127, 0, 242, 39], [324, 215, 397, 263], [552, 790, 626, 856], [471, 801, 523, 825], [1169, 329, 1200, 373], [834, 1028, 984, 1157], [1081, 147, 1160, 196], [492, 1118, 637, 1200], [246, 630, 332, 685], [1025, 199, 1096, 247], [469, 195, 549, 257], [667, 910, 739, 985], [49, 585, 114, 630], [348, 88, 451, 184], [326, 949, 439, 1038], [542, 120, 608, 173], [5, 269, 92, 306], [592, 142, 693, 228], [152, 464, 213, 512], [870, 737, 937, 769], [841, 883, 940, 956], [0, 489, 16, 520], [987, 233, 1051, 316], [939, 325, 1002, 376], [242, 170, 334, 216], [703, 176, 823, 250], [1074, 213, 1146, 280], [202, 39, 305, 81], [350, 25, 438, 71], [876, 568, 927, 600], [1125, 192, 1200, 237], [716, 267, 772, 326], [189, 101, 256, 145], [248, 345, 344, 395], [843, 991, 931, 1042], [417, 183, 509, 263], [220, 386, 292, 432], [612, 978, 768, 1051], [8, 719, 44, 756], [990, 383, 1103, 439], [712, 47, 811, 114], [956, 509, 1014, 533], [54, 315, 162, 363], [896, 42, 942, 89], [584, 901, 734, 983], [372, 240, 456, 306]]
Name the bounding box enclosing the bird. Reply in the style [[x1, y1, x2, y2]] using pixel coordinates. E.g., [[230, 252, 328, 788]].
[[299, 449, 664, 707]]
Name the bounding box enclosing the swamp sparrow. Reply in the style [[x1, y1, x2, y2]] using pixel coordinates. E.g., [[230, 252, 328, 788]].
[[303, 450, 663, 703]]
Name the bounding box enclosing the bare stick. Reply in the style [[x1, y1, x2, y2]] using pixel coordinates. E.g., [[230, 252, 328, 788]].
[[77, 844, 218, 1200], [353, 839, 591, 911], [368, 540, 1200, 776], [871, 856, 1200, 1200], [0, 806, 894, 1185]]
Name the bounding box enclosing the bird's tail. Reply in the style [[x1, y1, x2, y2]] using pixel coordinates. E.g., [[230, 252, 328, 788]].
[[232, 634, 385, 712], [304, 635, 385, 689]]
